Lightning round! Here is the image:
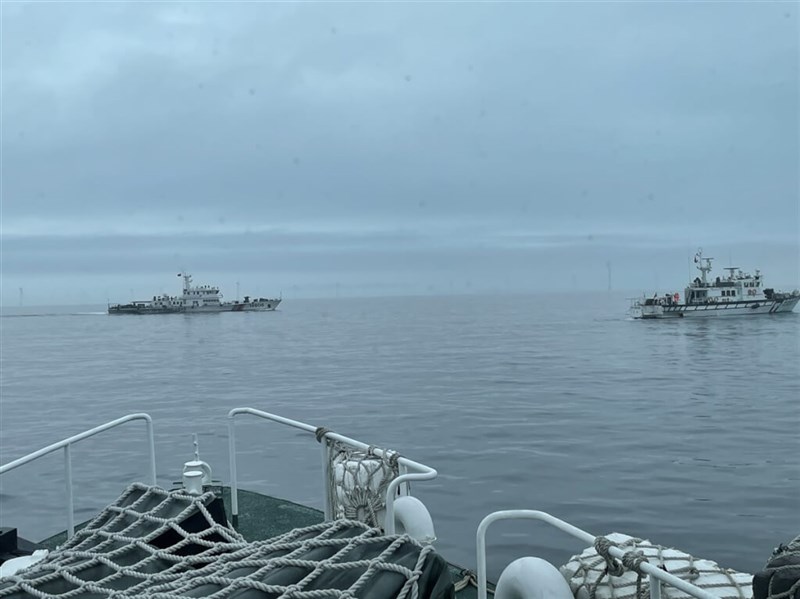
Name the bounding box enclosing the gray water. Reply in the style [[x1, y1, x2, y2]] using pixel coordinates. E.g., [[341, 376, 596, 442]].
[[1, 293, 798, 579]]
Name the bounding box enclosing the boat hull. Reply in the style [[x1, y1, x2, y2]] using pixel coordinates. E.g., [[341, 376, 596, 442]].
[[633, 297, 799, 319], [224, 299, 281, 312], [108, 299, 281, 315]]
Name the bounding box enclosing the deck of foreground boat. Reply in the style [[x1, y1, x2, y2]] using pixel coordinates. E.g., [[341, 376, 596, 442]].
[[13, 409, 791, 599]]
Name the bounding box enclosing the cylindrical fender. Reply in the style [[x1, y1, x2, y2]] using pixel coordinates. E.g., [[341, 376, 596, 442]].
[[392, 495, 436, 544], [495, 557, 573, 599]]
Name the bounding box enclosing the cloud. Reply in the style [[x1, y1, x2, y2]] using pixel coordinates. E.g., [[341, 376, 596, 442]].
[[2, 2, 798, 302]]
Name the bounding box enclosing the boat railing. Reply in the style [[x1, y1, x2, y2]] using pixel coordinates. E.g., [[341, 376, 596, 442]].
[[477, 510, 720, 599], [227, 407, 438, 534], [0, 413, 157, 539]]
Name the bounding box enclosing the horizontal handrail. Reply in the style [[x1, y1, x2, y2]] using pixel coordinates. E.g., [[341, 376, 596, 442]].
[[227, 407, 437, 534], [476, 510, 719, 599], [0, 414, 156, 538]]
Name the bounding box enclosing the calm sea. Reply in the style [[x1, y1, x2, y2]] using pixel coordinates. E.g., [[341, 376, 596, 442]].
[[1, 293, 798, 579]]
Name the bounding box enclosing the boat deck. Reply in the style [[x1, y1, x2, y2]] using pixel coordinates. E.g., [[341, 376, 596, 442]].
[[39, 486, 485, 598]]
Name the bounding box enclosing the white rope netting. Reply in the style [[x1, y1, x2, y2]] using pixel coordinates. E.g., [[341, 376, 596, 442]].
[[320, 433, 401, 530], [561, 532, 753, 599], [0, 483, 446, 599]]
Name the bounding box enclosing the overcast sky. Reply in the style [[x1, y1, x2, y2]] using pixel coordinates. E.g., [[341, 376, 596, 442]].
[[1, 1, 798, 304]]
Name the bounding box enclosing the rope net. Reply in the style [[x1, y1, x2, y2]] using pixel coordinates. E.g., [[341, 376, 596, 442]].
[[561, 532, 753, 599], [757, 534, 800, 599], [324, 438, 401, 530], [0, 484, 453, 599]]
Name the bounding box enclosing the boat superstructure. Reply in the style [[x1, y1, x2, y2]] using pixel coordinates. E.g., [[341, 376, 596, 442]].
[[631, 249, 799, 319], [0, 408, 786, 599], [107, 273, 281, 314]]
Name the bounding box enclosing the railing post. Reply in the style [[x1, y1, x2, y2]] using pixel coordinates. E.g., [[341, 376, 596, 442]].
[[227, 414, 239, 527], [320, 437, 331, 520], [145, 417, 157, 486], [399, 463, 409, 496], [650, 573, 662, 599], [476, 514, 489, 599], [64, 444, 74, 538]]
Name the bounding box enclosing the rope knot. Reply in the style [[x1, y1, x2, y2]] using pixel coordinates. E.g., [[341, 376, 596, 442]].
[[622, 550, 649, 574], [315, 427, 331, 443], [594, 536, 624, 577]]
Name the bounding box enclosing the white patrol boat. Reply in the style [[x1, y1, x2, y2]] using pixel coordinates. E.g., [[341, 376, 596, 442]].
[[631, 249, 799, 319], [107, 273, 281, 314]]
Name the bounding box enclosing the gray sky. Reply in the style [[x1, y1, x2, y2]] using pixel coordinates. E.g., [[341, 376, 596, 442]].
[[2, 1, 798, 304]]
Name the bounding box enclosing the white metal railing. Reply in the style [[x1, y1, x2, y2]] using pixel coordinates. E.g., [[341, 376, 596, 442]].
[[0, 413, 157, 539], [477, 510, 720, 599], [227, 407, 437, 534]]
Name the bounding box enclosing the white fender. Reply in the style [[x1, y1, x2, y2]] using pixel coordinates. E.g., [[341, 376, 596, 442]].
[[0, 550, 49, 578], [495, 557, 573, 599], [392, 495, 436, 544], [331, 457, 391, 525]]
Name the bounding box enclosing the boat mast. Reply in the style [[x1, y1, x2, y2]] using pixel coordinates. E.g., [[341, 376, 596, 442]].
[[178, 272, 192, 294], [694, 248, 713, 285]]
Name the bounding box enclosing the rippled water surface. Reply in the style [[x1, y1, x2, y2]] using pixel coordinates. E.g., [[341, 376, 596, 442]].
[[1, 293, 798, 578]]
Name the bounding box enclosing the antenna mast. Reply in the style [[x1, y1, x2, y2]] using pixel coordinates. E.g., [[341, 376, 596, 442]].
[[178, 272, 192, 294], [694, 248, 714, 285]]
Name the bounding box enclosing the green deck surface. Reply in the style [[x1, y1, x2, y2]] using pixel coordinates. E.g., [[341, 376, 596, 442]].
[[222, 487, 325, 541], [40, 486, 487, 598]]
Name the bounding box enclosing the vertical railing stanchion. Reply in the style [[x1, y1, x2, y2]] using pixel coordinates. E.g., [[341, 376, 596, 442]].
[[145, 416, 157, 486], [399, 463, 409, 496], [227, 414, 239, 528], [476, 514, 489, 599], [64, 444, 75, 538], [320, 437, 331, 520], [650, 573, 662, 599]]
